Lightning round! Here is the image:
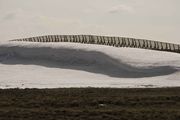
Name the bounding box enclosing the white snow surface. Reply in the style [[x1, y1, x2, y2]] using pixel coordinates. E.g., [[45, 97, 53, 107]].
[[0, 41, 180, 88]]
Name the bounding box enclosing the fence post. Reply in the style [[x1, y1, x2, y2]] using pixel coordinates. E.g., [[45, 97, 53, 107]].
[[173, 44, 175, 51], [122, 38, 126, 47], [89, 35, 94, 44], [178, 45, 180, 53], [50, 35, 53, 42], [49, 35, 52, 42], [99, 36, 103, 45], [117, 37, 121, 47], [156, 42, 159, 50], [134, 39, 137, 48], [138, 39, 141, 48], [160, 42, 163, 50], [169, 44, 171, 51]]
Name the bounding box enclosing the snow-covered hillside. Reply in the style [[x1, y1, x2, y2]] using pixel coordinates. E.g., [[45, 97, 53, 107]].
[[0, 41, 180, 88], [0, 0, 180, 88]]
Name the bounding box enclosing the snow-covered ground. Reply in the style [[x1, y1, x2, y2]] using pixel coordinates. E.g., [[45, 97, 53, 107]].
[[0, 41, 180, 88], [0, 0, 180, 88]]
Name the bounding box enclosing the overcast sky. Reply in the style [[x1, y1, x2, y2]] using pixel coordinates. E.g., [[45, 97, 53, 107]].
[[0, 0, 179, 43]]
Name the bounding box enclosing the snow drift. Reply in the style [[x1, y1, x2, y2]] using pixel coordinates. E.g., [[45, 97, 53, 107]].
[[0, 41, 180, 88], [0, 41, 179, 78]]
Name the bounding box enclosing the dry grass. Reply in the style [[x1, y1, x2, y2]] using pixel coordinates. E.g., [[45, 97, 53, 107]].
[[0, 88, 180, 120]]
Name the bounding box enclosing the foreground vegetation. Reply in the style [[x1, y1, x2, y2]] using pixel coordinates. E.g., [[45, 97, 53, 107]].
[[0, 88, 180, 120]]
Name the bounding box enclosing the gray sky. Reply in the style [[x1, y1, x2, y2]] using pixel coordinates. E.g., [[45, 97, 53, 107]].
[[0, 0, 179, 43]]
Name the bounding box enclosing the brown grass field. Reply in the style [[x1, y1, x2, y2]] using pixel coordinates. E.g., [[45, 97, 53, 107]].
[[0, 88, 180, 120]]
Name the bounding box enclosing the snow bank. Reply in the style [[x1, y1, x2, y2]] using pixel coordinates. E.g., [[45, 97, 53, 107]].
[[0, 41, 180, 88]]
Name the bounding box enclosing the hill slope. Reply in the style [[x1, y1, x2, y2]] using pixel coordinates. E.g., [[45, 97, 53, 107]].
[[0, 41, 180, 88]]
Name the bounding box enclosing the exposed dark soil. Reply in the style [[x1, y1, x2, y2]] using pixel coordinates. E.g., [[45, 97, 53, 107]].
[[0, 88, 180, 120]]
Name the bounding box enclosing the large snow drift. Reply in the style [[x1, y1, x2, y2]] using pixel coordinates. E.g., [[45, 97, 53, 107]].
[[0, 41, 180, 88]]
